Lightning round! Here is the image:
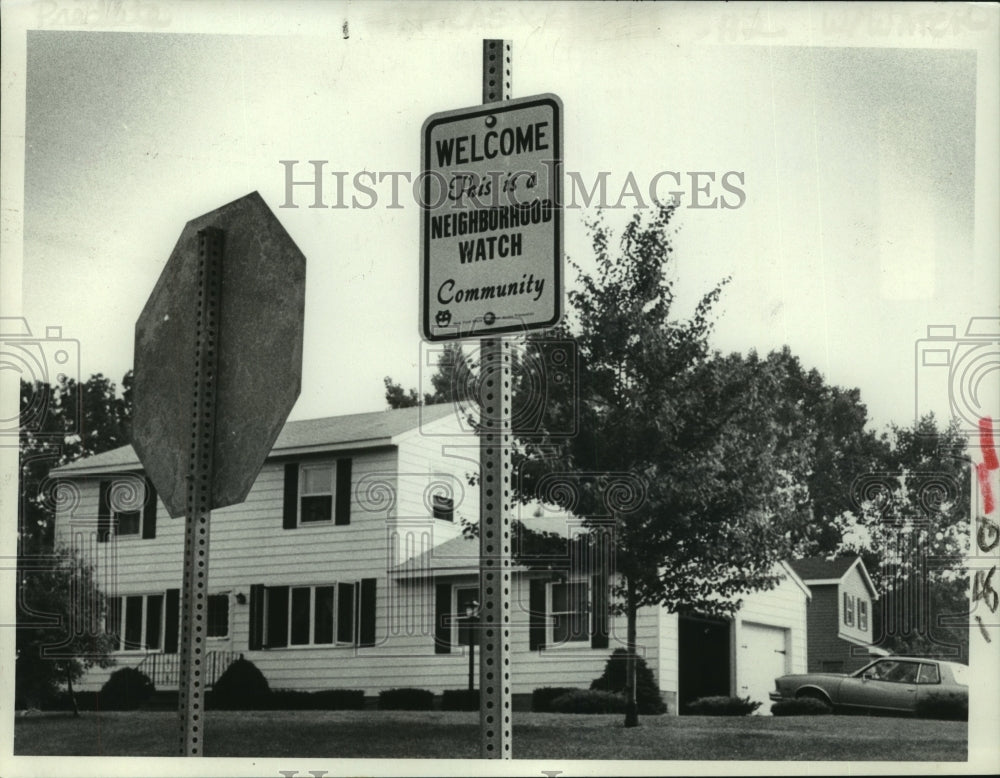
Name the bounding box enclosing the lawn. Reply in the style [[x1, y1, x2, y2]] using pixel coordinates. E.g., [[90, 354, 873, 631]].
[[14, 710, 967, 761]]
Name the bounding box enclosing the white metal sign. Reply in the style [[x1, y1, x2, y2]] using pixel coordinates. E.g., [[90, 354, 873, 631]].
[[420, 93, 563, 341]]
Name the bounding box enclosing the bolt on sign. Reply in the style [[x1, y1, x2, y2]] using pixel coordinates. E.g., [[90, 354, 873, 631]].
[[420, 93, 563, 341]]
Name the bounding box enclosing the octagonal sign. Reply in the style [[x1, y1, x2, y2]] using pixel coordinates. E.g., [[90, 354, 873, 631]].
[[133, 191, 306, 517]]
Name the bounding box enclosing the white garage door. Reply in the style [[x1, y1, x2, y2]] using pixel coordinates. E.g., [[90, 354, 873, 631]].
[[739, 622, 788, 714]]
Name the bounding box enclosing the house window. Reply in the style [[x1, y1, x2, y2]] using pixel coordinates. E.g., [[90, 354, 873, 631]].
[[116, 508, 141, 536], [98, 478, 157, 541], [300, 465, 335, 523], [843, 593, 855, 627], [207, 594, 229, 638], [857, 599, 868, 631], [270, 583, 356, 647], [549, 579, 589, 644], [432, 494, 454, 522], [107, 593, 165, 652]]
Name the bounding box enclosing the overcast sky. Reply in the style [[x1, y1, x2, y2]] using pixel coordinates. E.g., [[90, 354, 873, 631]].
[[7, 2, 999, 438]]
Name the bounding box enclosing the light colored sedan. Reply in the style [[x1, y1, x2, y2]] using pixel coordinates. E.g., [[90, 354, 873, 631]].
[[769, 656, 968, 714]]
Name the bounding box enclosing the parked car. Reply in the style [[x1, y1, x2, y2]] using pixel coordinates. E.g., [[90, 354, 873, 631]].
[[769, 656, 968, 715]]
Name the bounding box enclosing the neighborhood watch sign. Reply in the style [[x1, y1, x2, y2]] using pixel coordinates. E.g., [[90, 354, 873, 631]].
[[420, 94, 563, 341]]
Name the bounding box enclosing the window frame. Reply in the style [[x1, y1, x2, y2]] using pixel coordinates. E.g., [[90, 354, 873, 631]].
[[268, 583, 358, 648], [547, 577, 591, 646], [298, 463, 336, 525], [206, 593, 230, 640], [843, 592, 855, 627], [107, 593, 166, 653], [916, 663, 941, 685], [857, 598, 868, 631]]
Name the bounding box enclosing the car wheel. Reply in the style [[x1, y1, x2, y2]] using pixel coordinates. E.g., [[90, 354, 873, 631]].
[[796, 689, 834, 713]]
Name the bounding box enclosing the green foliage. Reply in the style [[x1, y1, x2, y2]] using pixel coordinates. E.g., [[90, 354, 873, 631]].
[[770, 697, 832, 716], [210, 657, 270, 709], [377, 687, 435, 710], [15, 546, 117, 711], [684, 695, 761, 716], [531, 686, 581, 712], [590, 649, 667, 714], [99, 667, 154, 711], [208, 687, 365, 711], [550, 689, 626, 714], [384, 343, 475, 409], [915, 691, 968, 721], [441, 688, 479, 711], [832, 416, 970, 661]]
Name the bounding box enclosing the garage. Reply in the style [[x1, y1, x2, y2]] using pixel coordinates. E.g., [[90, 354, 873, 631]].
[[738, 621, 789, 713]]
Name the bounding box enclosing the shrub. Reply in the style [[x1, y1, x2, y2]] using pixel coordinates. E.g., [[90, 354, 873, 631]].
[[378, 687, 435, 710], [550, 689, 626, 714], [532, 686, 580, 712], [916, 692, 968, 721], [265, 689, 366, 710], [590, 649, 667, 714], [684, 695, 761, 716], [99, 667, 155, 711], [209, 657, 270, 709], [441, 688, 479, 711], [771, 697, 832, 716]]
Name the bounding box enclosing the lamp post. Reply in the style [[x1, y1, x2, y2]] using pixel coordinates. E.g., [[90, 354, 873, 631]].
[[466, 601, 479, 694]]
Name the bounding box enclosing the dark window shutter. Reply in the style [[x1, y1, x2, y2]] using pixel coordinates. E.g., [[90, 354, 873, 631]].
[[283, 464, 298, 529], [248, 584, 265, 650], [335, 458, 352, 525], [141, 480, 157, 539], [434, 582, 452, 654], [97, 480, 111, 543], [529, 578, 547, 651], [359, 577, 377, 647], [164, 588, 180, 654], [591, 573, 609, 649], [266, 586, 289, 648]]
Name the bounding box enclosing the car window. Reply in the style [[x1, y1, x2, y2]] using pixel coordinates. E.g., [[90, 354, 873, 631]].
[[885, 661, 920, 684], [917, 663, 940, 684]]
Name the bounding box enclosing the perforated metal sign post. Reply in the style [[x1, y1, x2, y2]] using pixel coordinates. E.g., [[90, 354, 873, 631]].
[[420, 53, 562, 342], [132, 193, 305, 756], [478, 38, 515, 760]]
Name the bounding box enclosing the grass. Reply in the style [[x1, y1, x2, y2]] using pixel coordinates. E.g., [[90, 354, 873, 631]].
[[14, 710, 967, 760]]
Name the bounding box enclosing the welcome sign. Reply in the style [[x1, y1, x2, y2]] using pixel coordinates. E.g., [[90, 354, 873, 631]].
[[420, 93, 563, 341]]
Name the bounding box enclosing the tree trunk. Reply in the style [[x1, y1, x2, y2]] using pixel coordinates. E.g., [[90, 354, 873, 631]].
[[624, 577, 639, 728], [66, 668, 80, 718]]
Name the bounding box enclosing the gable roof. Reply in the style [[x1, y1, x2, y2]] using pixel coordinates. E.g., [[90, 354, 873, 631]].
[[789, 556, 878, 599], [51, 403, 455, 476]]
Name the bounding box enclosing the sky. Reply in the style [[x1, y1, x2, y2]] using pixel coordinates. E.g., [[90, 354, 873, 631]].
[[5, 4, 997, 441]]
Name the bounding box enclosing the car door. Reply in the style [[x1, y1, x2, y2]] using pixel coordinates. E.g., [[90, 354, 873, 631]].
[[837, 659, 920, 712]]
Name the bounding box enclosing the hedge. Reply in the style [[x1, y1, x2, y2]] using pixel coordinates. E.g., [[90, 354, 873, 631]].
[[532, 686, 580, 712], [99, 667, 155, 711], [590, 649, 667, 714], [684, 695, 761, 716], [550, 689, 626, 714], [916, 692, 968, 721], [771, 697, 832, 716], [378, 687, 435, 710]]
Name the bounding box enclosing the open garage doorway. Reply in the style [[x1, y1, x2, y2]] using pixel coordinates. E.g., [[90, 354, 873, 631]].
[[678, 614, 731, 713]]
